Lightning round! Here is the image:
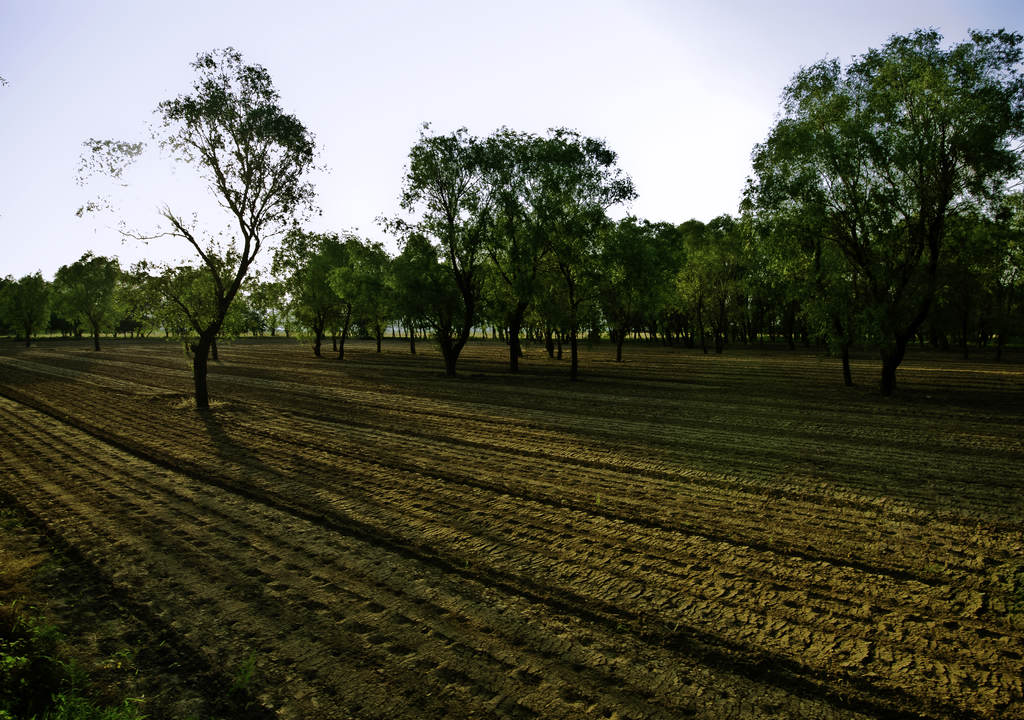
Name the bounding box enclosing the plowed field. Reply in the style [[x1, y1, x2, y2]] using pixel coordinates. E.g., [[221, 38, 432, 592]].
[[1, 338, 1022, 719]]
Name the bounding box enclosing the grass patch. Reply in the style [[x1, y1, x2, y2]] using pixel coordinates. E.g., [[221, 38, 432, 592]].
[[0, 602, 145, 720]]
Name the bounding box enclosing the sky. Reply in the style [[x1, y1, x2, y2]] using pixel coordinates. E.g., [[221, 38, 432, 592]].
[[2, 0, 1023, 280]]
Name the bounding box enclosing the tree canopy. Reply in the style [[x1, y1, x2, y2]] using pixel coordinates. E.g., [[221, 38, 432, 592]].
[[747, 28, 1024, 393]]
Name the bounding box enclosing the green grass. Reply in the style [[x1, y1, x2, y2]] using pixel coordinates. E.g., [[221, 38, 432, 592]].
[[0, 603, 145, 720]]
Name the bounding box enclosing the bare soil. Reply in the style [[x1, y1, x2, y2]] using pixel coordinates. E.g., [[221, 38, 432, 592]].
[[1, 337, 1021, 719]]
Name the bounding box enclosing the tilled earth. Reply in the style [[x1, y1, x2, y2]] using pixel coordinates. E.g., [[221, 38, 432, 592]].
[[1, 338, 1022, 719]]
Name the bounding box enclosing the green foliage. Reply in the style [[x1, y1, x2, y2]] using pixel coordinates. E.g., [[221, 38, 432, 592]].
[[330, 238, 394, 350], [748, 28, 1024, 392], [45, 693, 146, 720], [597, 217, 678, 358], [53, 253, 121, 350], [236, 274, 286, 336], [390, 230, 459, 339], [0, 272, 51, 345], [229, 653, 258, 697], [75, 47, 318, 407], [1, 604, 146, 720], [157, 48, 316, 229], [1, 602, 64, 718], [274, 229, 356, 354], [113, 263, 163, 337], [396, 124, 489, 375]]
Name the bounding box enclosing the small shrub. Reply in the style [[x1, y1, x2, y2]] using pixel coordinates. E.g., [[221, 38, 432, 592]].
[[0, 602, 64, 719], [0, 603, 146, 720]]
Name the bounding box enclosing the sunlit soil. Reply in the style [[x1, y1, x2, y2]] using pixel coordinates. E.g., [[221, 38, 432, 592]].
[[1, 337, 1021, 719]]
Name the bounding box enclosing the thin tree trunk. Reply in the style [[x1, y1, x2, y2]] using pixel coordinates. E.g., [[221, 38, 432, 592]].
[[841, 343, 852, 387], [193, 332, 214, 409], [570, 329, 579, 381], [508, 302, 528, 372], [697, 300, 707, 355], [961, 306, 970, 360], [337, 321, 350, 361]]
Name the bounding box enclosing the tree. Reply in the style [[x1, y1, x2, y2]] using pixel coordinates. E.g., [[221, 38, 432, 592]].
[[396, 125, 488, 377], [749, 29, 1024, 395], [114, 262, 163, 337], [597, 217, 676, 362], [534, 129, 636, 379], [83, 48, 316, 408], [391, 231, 442, 355], [52, 252, 120, 351], [747, 205, 861, 383], [243, 275, 287, 337], [1, 273, 51, 347], [273, 230, 353, 357], [333, 238, 393, 353], [478, 129, 550, 372], [992, 194, 1024, 359]]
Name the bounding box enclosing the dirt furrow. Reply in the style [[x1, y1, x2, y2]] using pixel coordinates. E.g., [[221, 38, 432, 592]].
[[0, 394, 886, 719], [4, 384, 1017, 718]]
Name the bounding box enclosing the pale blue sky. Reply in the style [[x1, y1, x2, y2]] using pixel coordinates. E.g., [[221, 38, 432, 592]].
[[2, 0, 1022, 279]]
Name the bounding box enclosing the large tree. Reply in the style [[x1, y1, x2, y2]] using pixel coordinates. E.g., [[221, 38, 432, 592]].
[[535, 129, 635, 380], [749, 29, 1024, 394], [597, 217, 677, 362], [273, 229, 353, 357], [478, 129, 550, 372], [396, 125, 489, 377], [53, 252, 120, 351], [1, 273, 51, 347], [391, 230, 459, 358], [83, 48, 316, 407], [332, 238, 393, 354]]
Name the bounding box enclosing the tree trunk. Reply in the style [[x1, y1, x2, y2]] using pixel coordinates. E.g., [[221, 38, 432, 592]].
[[193, 332, 214, 409], [615, 328, 624, 362], [697, 300, 707, 355], [841, 343, 853, 387], [508, 302, 528, 372], [783, 300, 797, 350], [440, 338, 457, 377], [313, 331, 323, 358], [337, 322, 349, 361], [569, 329, 579, 381], [961, 307, 970, 360], [556, 332, 563, 360], [545, 328, 554, 358], [376, 328, 382, 353], [409, 325, 416, 355], [91, 321, 101, 351], [879, 337, 908, 397], [23, 323, 31, 347]]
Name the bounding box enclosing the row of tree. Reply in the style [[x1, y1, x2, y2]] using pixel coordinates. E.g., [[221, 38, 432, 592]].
[[7, 29, 1024, 406], [5, 188, 1022, 381]]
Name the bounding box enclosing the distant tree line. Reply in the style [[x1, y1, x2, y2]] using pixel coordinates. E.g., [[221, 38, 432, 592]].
[[5, 28, 1024, 402]]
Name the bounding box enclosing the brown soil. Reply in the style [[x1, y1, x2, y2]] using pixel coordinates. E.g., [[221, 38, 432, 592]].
[[1, 337, 1021, 719]]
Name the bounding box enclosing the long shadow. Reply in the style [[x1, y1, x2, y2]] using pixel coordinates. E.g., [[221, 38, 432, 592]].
[[196, 406, 268, 482]]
